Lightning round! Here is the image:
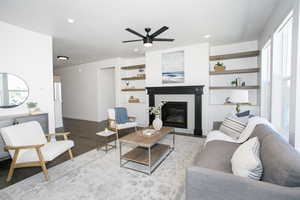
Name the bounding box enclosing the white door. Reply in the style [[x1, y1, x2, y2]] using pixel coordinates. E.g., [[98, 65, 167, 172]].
[[54, 81, 63, 128]]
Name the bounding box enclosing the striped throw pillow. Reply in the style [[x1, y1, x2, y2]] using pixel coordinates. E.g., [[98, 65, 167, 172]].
[[219, 115, 247, 139], [231, 137, 263, 180]]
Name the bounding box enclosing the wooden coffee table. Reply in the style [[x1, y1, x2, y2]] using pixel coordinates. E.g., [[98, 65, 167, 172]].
[[119, 126, 175, 175]]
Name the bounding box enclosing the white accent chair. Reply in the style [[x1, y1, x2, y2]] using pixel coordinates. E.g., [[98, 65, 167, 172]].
[[0, 121, 74, 182], [107, 108, 137, 140]]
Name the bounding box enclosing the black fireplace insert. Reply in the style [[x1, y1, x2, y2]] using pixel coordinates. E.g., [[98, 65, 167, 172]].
[[162, 102, 187, 128]]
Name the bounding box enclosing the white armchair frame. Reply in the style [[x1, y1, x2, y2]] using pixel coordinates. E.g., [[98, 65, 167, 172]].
[[1, 121, 74, 182]]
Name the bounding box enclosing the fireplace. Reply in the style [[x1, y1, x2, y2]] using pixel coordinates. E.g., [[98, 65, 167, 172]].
[[162, 102, 187, 128], [146, 85, 204, 136]]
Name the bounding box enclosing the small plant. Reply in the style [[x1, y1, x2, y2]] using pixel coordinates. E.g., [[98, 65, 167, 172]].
[[216, 62, 224, 66], [149, 102, 166, 116], [27, 102, 37, 108]]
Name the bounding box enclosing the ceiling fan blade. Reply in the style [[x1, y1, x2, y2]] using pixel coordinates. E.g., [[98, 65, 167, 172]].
[[153, 38, 175, 42], [122, 39, 143, 43], [125, 28, 145, 38], [150, 26, 169, 38]]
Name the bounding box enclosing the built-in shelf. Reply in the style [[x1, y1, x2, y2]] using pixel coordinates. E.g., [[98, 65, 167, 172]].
[[210, 68, 260, 75], [121, 64, 145, 70], [121, 88, 146, 92], [209, 86, 259, 90], [209, 50, 260, 61], [121, 76, 146, 80], [209, 103, 257, 106], [124, 102, 146, 104]]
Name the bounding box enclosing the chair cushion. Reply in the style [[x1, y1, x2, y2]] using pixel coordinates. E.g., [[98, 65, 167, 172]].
[[16, 140, 74, 164], [194, 140, 240, 173], [116, 122, 137, 130], [251, 124, 300, 187], [0, 121, 47, 157]]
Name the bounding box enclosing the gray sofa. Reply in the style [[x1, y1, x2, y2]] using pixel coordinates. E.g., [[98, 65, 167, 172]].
[[186, 124, 300, 200]]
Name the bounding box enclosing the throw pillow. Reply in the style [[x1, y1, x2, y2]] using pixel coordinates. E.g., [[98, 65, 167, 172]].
[[219, 114, 247, 139], [236, 110, 250, 117], [231, 137, 263, 180]]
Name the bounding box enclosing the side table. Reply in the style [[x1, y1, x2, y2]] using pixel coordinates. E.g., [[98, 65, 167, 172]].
[[96, 129, 117, 153]]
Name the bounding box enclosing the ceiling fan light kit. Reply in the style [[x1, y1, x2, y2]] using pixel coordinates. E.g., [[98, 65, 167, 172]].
[[123, 26, 174, 47]]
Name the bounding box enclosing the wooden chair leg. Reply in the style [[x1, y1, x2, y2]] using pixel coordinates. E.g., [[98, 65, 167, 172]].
[[6, 149, 20, 182], [68, 149, 74, 160], [36, 147, 49, 181]]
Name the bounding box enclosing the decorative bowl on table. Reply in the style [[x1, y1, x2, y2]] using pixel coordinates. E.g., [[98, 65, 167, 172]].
[[142, 129, 156, 136]]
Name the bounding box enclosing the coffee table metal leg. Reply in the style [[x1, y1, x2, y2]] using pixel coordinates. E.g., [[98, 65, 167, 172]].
[[115, 134, 117, 151], [173, 133, 175, 150], [148, 146, 151, 175], [119, 142, 122, 167]]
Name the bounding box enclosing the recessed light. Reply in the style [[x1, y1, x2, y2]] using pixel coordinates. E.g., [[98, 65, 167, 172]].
[[57, 56, 69, 61], [67, 18, 75, 24], [204, 34, 211, 38]]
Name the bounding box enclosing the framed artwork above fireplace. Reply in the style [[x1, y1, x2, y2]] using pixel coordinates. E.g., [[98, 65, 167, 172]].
[[161, 50, 185, 84]]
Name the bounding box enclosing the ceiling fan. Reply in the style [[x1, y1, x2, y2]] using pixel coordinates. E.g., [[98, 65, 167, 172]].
[[123, 26, 175, 47]]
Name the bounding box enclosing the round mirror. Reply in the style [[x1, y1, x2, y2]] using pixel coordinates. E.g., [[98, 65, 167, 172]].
[[0, 73, 29, 108]]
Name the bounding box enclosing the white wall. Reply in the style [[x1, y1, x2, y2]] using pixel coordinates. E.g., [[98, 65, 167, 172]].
[[259, 0, 296, 48], [54, 57, 145, 123], [98, 67, 115, 121], [145, 43, 210, 134], [0, 21, 55, 132], [146, 43, 210, 87]]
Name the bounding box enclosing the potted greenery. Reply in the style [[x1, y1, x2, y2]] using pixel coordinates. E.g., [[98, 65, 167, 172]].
[[214, 62, 226, 71], [26, 102, 38, 114], [149, 102, 165, 130]]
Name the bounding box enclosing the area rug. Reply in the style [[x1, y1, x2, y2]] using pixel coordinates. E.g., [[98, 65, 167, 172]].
[[0, 135, 204, 200]]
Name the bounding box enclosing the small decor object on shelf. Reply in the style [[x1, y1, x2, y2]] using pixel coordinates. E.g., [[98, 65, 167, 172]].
[[231, 79, 238, 87], [125, 81, 130, 88], [137, 73, 146, 78], [149, 102, 165, 130], [137, 69, 146, 78], [26, 102, 38, 115], [229, 90, 249, 113], [128, 96, 140, 103], [230, 77, 242, 87], [214, 62, 226, 71]]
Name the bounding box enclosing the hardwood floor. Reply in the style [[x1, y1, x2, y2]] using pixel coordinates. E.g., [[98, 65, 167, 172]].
[[0, 118, 135, 189]]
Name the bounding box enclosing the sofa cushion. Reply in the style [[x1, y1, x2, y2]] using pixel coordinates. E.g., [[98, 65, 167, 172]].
[[231, 137, 263, 180], [194, 140, 240, 173], [219, 114, 247, 139], [250, 124, 300, 187]]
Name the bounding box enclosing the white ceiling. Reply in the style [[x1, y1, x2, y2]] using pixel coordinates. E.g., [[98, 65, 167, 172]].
[[0, 0, 280, 68]]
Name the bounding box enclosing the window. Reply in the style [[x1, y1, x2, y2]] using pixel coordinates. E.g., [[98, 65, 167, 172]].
[[261, 39, 272, 121], [272, 11, 293, 138]]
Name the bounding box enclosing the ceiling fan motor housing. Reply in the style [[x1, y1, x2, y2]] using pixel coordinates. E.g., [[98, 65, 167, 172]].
[[144, 37, 152, 44]]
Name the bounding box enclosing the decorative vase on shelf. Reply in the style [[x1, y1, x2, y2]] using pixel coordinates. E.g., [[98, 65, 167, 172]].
[[153, 115, 162, 131]]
